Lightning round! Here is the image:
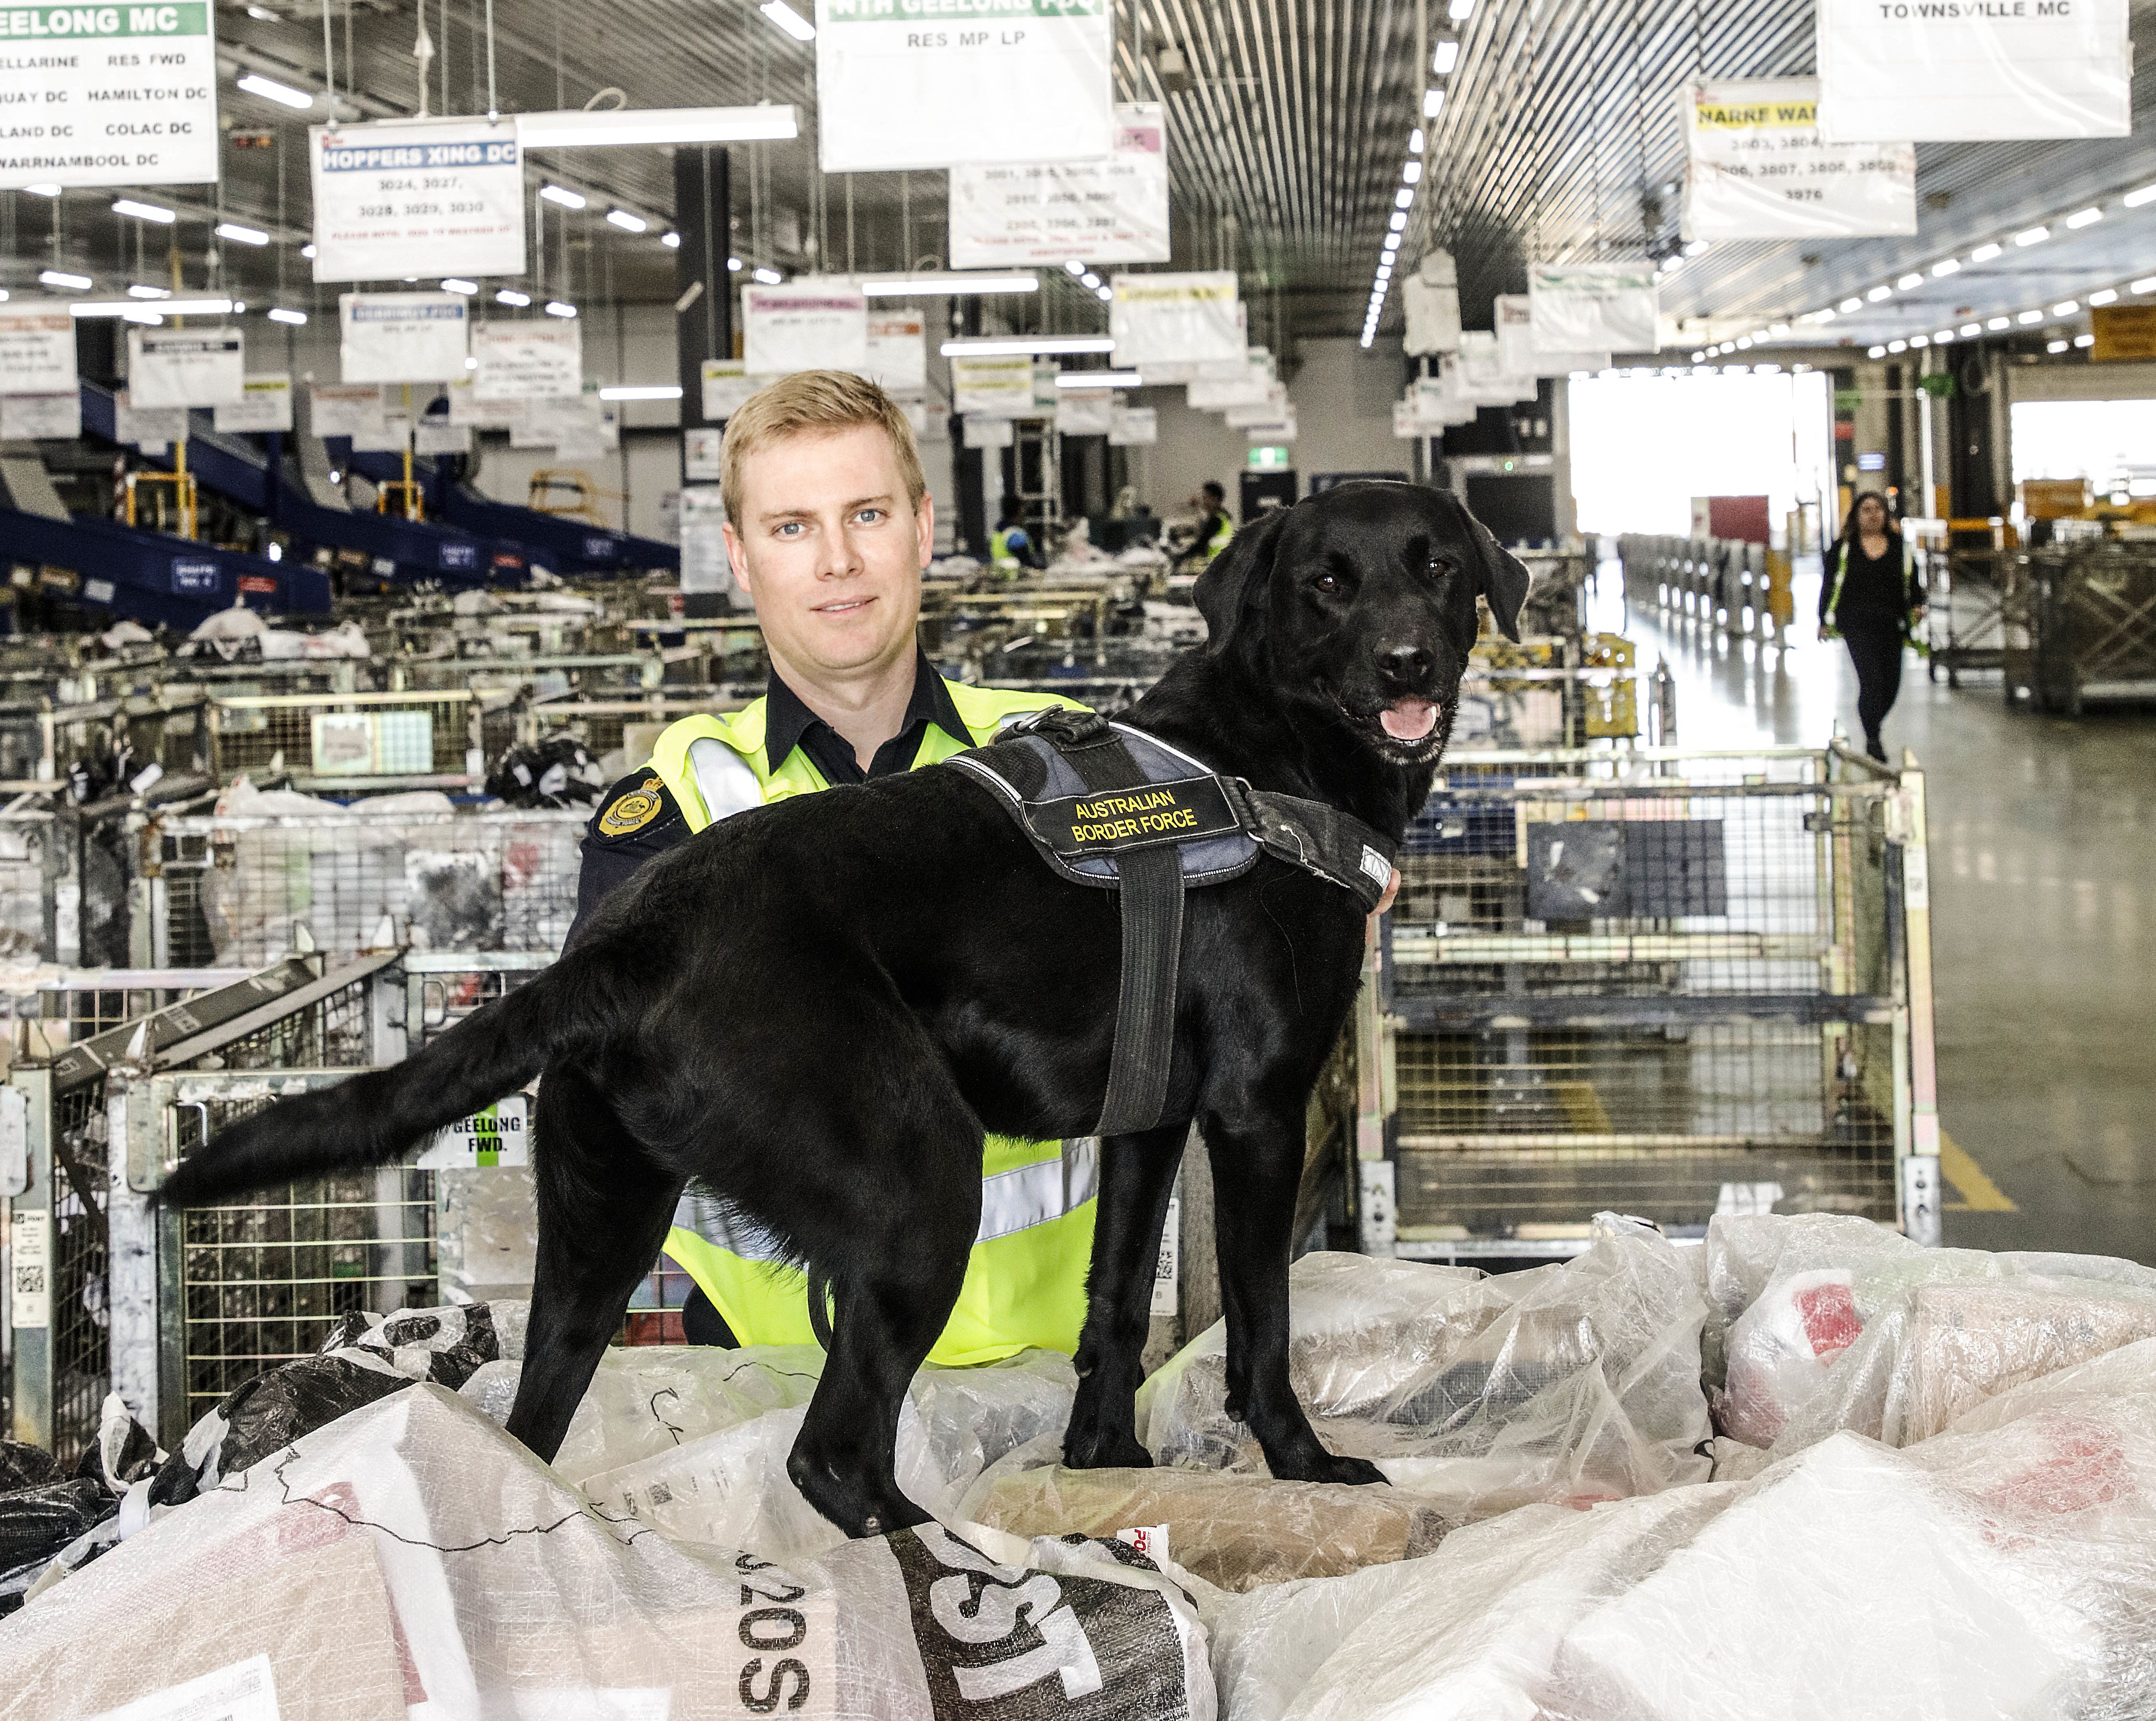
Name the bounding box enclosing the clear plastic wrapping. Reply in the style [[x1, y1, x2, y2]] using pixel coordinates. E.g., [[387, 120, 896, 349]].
[[1136, 1221, 1711, 1524]]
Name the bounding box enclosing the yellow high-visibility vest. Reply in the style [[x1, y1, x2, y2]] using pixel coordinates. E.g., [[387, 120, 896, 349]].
[[646, 675, 1096, 1365]]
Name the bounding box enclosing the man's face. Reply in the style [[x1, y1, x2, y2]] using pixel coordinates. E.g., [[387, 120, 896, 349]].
[[724, 423, 931, 680]]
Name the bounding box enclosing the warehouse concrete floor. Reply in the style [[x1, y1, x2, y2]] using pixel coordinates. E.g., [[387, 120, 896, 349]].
[[1590, 559, 2156, 1263]]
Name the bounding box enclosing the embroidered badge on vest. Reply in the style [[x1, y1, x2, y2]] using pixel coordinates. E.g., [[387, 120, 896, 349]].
[[597, 777, 665, 837]]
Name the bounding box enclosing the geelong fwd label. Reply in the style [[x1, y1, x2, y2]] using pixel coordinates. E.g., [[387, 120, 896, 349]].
[[0, 2, 218, 188]]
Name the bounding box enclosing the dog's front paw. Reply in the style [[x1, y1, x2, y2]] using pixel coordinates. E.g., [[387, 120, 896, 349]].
[[1062, 1427, 1155, 1471], [1272, 1450, 1387, 1488]]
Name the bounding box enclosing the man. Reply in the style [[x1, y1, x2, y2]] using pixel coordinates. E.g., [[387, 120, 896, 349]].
[[570, 370, 1094, 1363], [988, 494, 1040, 576], [1173, 480, 1235, 572]]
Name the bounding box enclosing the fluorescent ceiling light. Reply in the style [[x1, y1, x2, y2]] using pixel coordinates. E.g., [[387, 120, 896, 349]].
[[598, 384, 682, 400], [728, 257, 744, 271], [1094, 285, 1112, 301], [1056, 370, 1142, 389], [1447, 0, 1473, 16], [113, 198, 175, 223], [1388, 212, 1407, 232], [1986, 315, 2010, 330], [1838, 296, 1862, 313], [1658, 257, 1683, 277], [121, 308, 161, 325], [941, 335, 1114, 357], [1816, 308, 1835, 321], [72, 297, 231, 316], [440, 278, 478, 294], [1409, 127, 1424, 154], [22, 184, 60, 197], [1969, 242, 2002, 262], [661, 231, 680, 248], [2124, 184, 2156, 209], [39, 269, 91, 289], [516, 105, 799, 147], [1932, 259, 1961, 277], [2089, 288, 2118, 306], [1896, 272, 1923, 290], [544, 300, 577, 318], [1959, 322, 1981, 336], [1395, 187, 1414, 210], [268, 307, 307, 325], [1062, 260, 1085, 276], [1867, 285, 1892, 302], [1682, 239, 1709, 256], [1403, 160, 1422, 185], [1868, 345, 1886, 358], [128, 284, 169, 299], [862, 272, 1037, 296], [2074, 333, 2094, 347], [1770, 322, 1790, 337], [606, 209, 647, 233], [2052, 300, 2079, 315], [1886, 339, 1907, 353], [2013, 225, 2048, 246], [2047, 339, 2068, 353], [1423, 87, 1445, 118], [496, 288, 531, 306], [2064, 206, 2102, 229], [1932, 330, 1953, 343], [539, 184, 586, 209], [245, 4, 277, 18], [1382, 234, 1400, 251], [759, 0, 815, 39], [1734, 336, 1752, 349], [2017, 309, 2042, 324], [1080, 271, 1101, 288], [1430, 37, 1459, 73], [2135, 277, 2156, 294], [236, 71, 313, 108], [216, 222, 268, 246], [752, 267, 782, 285], [300, 243, 316, 257]]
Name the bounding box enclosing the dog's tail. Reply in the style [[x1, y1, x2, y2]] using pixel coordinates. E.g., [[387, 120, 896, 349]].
[[159, 944, 612, 1209]]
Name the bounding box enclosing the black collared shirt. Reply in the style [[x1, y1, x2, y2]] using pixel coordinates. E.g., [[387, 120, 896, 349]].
[[761, 647, 973, 785], [568, 649, 971, 940]]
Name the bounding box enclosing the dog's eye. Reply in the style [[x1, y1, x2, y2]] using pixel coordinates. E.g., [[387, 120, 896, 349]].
[[1428, 555, 1459, 577], [1314, 572, 1340, 594]]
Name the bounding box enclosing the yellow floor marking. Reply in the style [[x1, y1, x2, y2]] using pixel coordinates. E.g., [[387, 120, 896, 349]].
[[1941, 1128, 2017, 1213]]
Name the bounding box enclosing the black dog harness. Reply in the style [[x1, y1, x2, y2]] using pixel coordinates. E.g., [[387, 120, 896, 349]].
[[950, 708, 1397, 1137]]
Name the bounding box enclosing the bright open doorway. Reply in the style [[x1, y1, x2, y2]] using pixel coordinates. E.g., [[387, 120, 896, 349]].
[[1567, 370, 1835, 542]]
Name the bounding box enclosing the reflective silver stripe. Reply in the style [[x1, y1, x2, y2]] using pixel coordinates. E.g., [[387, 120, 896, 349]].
[[977, 1136, 1098, 1243], [686, 735, 765, 828], [673, 1137, 1098, 1259]]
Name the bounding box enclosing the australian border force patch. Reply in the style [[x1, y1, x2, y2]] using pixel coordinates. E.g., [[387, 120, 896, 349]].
[[1033, 775, 1240, 859]]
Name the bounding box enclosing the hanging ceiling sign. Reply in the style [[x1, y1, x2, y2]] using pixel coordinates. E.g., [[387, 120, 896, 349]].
[[1054, 394, 1114, 435], [1186, 351, 1274, 410], [1815, 0, 2129, 141], [0, 392, 78, 439], [1110, 271, 1242, 366], [948, 101, 1170, 269], [128, 327, 243, 408], [742, 281, 868, 376], [339, 292, 470, 383], [951, 354, 1036, 416], [212, 372, 293, 434], [863, 311, 928, 394], [1681, 78, 1916, 239], [0, 2, 219, 190], [308, 382, 385, 439], [1528, 264, 1659, 356], [472, 320, 582, 401], [1456, 332, 1537, 406], [961, 414, 1015, 449], [0, 307, 77, 395], [815, 0, 1112, 174], [1496, 293, 1605, 377], [308, 119, 526, 283], [700, 359, 759, 420], [1107, 404, 1155, 446], [113, 388, 186, 446]]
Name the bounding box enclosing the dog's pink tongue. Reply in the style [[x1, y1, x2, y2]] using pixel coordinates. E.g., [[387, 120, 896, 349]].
[[1380, 698, 1438, 741]]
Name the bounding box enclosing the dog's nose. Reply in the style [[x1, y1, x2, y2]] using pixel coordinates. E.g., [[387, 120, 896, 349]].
[[1376, 642, 1434, 687]]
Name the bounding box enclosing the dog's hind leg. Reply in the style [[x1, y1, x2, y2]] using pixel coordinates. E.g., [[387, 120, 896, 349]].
[[1203, 1107, 1387, 1488], [505, 1066, 682, 1465], [1063, 1121, 1187, 1469], [783, 1073, 981, 1539]]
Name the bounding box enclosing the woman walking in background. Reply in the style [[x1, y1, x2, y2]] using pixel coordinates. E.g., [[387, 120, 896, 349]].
[[1820, 492, 1926, 761]]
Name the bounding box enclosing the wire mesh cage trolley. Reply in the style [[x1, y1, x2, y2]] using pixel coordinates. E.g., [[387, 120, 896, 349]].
[[1356, 743, 1939, 1261]]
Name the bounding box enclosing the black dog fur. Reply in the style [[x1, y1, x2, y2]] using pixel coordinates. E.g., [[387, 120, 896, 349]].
[[160, 481, 1528, 1537]]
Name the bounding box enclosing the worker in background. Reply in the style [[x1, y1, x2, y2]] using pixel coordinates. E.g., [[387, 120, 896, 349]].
[[1173, 480, 1236, 571], [1819, 490, 1926, 763], [989, 495, 1041, 576], [569, 371, 1095, 1363]]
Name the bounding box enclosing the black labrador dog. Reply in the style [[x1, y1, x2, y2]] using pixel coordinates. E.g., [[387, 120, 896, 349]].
[[163, 481, 1527, 1537]]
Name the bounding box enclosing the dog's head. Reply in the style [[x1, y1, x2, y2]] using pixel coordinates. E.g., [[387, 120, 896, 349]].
[[1193, 482, 1530, 765]]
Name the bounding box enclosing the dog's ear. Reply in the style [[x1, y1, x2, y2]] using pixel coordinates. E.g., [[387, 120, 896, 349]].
[[1194, 506, 1291, 656], [1456, 499, 1531, 643]]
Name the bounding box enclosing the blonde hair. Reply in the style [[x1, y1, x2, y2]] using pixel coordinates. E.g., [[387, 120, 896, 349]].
[[719, 369, 926, 527]]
